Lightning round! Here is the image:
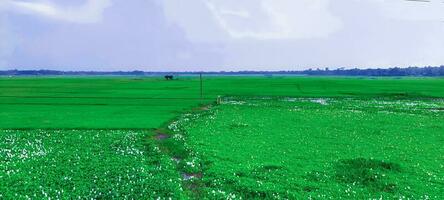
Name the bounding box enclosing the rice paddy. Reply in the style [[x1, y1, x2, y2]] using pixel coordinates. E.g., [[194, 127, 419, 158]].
[[175, 97, 444, 199], [1, 76, 443, 199], [0, 129, 185, 199]]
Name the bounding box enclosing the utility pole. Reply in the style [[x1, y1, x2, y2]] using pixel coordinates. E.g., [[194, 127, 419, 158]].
[[200, 73, 203, 101]]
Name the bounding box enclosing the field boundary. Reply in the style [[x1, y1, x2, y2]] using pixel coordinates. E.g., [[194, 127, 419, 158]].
[[150, 102, 217, 199]]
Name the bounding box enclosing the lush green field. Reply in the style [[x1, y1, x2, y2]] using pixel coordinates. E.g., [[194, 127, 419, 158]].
[[178, 98, 444, 199], [0, 76, 443, 199], [0, 129, 185, 199], [1, 76, 444, 128]]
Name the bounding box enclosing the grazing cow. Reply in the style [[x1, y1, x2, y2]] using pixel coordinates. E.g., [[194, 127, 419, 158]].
[[164, 75, 174, 80]]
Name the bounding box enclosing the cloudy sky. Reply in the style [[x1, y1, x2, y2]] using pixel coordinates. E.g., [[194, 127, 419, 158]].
[[0, 0, 443, 71]]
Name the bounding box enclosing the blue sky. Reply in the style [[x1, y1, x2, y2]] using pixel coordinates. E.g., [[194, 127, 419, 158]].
[[1, 0, 444, 71]]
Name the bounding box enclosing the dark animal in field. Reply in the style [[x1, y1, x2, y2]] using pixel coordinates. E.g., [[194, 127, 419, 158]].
[[164, 75, 174, 80]]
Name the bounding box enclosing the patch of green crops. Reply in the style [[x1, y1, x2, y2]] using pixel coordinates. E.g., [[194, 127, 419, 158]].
[[0, 129, 185, 199], [178, 98, 444, 199], [1, 76, 444, 199], [1, 76, 444, 129]]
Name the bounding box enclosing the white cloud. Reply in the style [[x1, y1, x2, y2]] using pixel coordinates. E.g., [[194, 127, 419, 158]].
[[0, 0, 112, 68], [205, 0, 342, 39], [162, 0, 343, 41], [2, 0, 112, 23], [1, 0, 444, 70], [0, 15, 18, 68], [358, 0, 444, 21]]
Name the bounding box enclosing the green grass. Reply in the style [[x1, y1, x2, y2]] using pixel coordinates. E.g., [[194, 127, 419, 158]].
[[178, 98, 444, 199], [1, 76, 444, 128], [0, 129, 185, 199], [0, 76, 444, 199], [0, 77, 209, 129]]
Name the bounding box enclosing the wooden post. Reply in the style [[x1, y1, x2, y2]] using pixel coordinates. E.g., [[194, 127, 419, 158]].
[[200, 73, 203, 101]]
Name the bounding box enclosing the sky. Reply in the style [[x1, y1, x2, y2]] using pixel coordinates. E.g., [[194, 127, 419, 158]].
[[0, 0, 444, 71]]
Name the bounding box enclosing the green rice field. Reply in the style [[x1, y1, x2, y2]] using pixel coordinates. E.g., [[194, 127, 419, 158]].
[[178, 97, 444, 199], [1, 76, 443, 199]]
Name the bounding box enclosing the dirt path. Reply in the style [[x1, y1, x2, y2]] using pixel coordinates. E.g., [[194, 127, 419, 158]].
[[151, 104, 213, 198]]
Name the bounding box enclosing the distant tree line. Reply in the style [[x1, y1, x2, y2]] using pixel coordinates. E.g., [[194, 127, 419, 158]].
[[1, 66, 444, 76], [0, 70, 146, 76], [301, 66, 444, 76]]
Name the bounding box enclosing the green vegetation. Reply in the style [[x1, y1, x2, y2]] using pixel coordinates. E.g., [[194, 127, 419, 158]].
[[0, 129, 185, 199], [1, 76, 444, 129], [178, 98, 444, 199], [0, 76, 443, 199]]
